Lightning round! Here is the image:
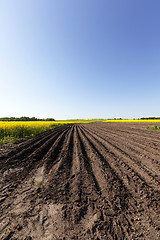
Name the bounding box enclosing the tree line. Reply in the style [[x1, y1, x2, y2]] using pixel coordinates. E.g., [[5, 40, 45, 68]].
[[140, 117, 160, 119], [0, 117, 55, 121]]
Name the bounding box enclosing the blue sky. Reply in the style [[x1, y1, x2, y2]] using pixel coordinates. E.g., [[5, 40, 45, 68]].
[[0, 0, 160, 119]]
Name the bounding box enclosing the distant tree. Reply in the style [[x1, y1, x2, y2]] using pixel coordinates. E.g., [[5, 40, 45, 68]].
[[46, 118, 55, 121], [0, 117, 55, 121], [140, 117, 160, 119]]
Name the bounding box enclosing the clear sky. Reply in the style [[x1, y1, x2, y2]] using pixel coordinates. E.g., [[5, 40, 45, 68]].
[[0, 0, 160, 119]]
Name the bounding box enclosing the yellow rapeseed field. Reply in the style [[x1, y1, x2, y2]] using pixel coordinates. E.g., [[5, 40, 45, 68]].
[[0, 119, 160, 143], [0, 121, 65, 143], [104, 119, 160, 122], [57, 119, 160, 123]]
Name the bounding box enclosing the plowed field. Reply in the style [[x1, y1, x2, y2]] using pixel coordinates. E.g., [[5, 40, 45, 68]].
[[0, 123, 160, 240]]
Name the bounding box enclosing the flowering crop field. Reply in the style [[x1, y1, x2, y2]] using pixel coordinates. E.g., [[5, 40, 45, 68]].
[[57, 119, 160, 123], [0, 121, 65, 143], [0, 119, 160, 143]]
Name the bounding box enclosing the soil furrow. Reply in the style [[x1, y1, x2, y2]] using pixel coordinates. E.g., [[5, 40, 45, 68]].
[[77, 126, 138, 239], [90, 124, 160, 157], [0, 125, 68, 161], [82, 126, 160, 185], [87, 123, 160, 146], [79, 125, 160, 239], [82, 125, 160, 191], [0, 123, 160, 240], [0, 127, 70, 204]]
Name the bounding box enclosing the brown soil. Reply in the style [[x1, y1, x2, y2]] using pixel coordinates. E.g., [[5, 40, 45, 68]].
[[0, 123, 160, 240]]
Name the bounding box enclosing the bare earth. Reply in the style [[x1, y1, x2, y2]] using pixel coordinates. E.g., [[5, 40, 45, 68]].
[[0, 123, 160, 240]]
